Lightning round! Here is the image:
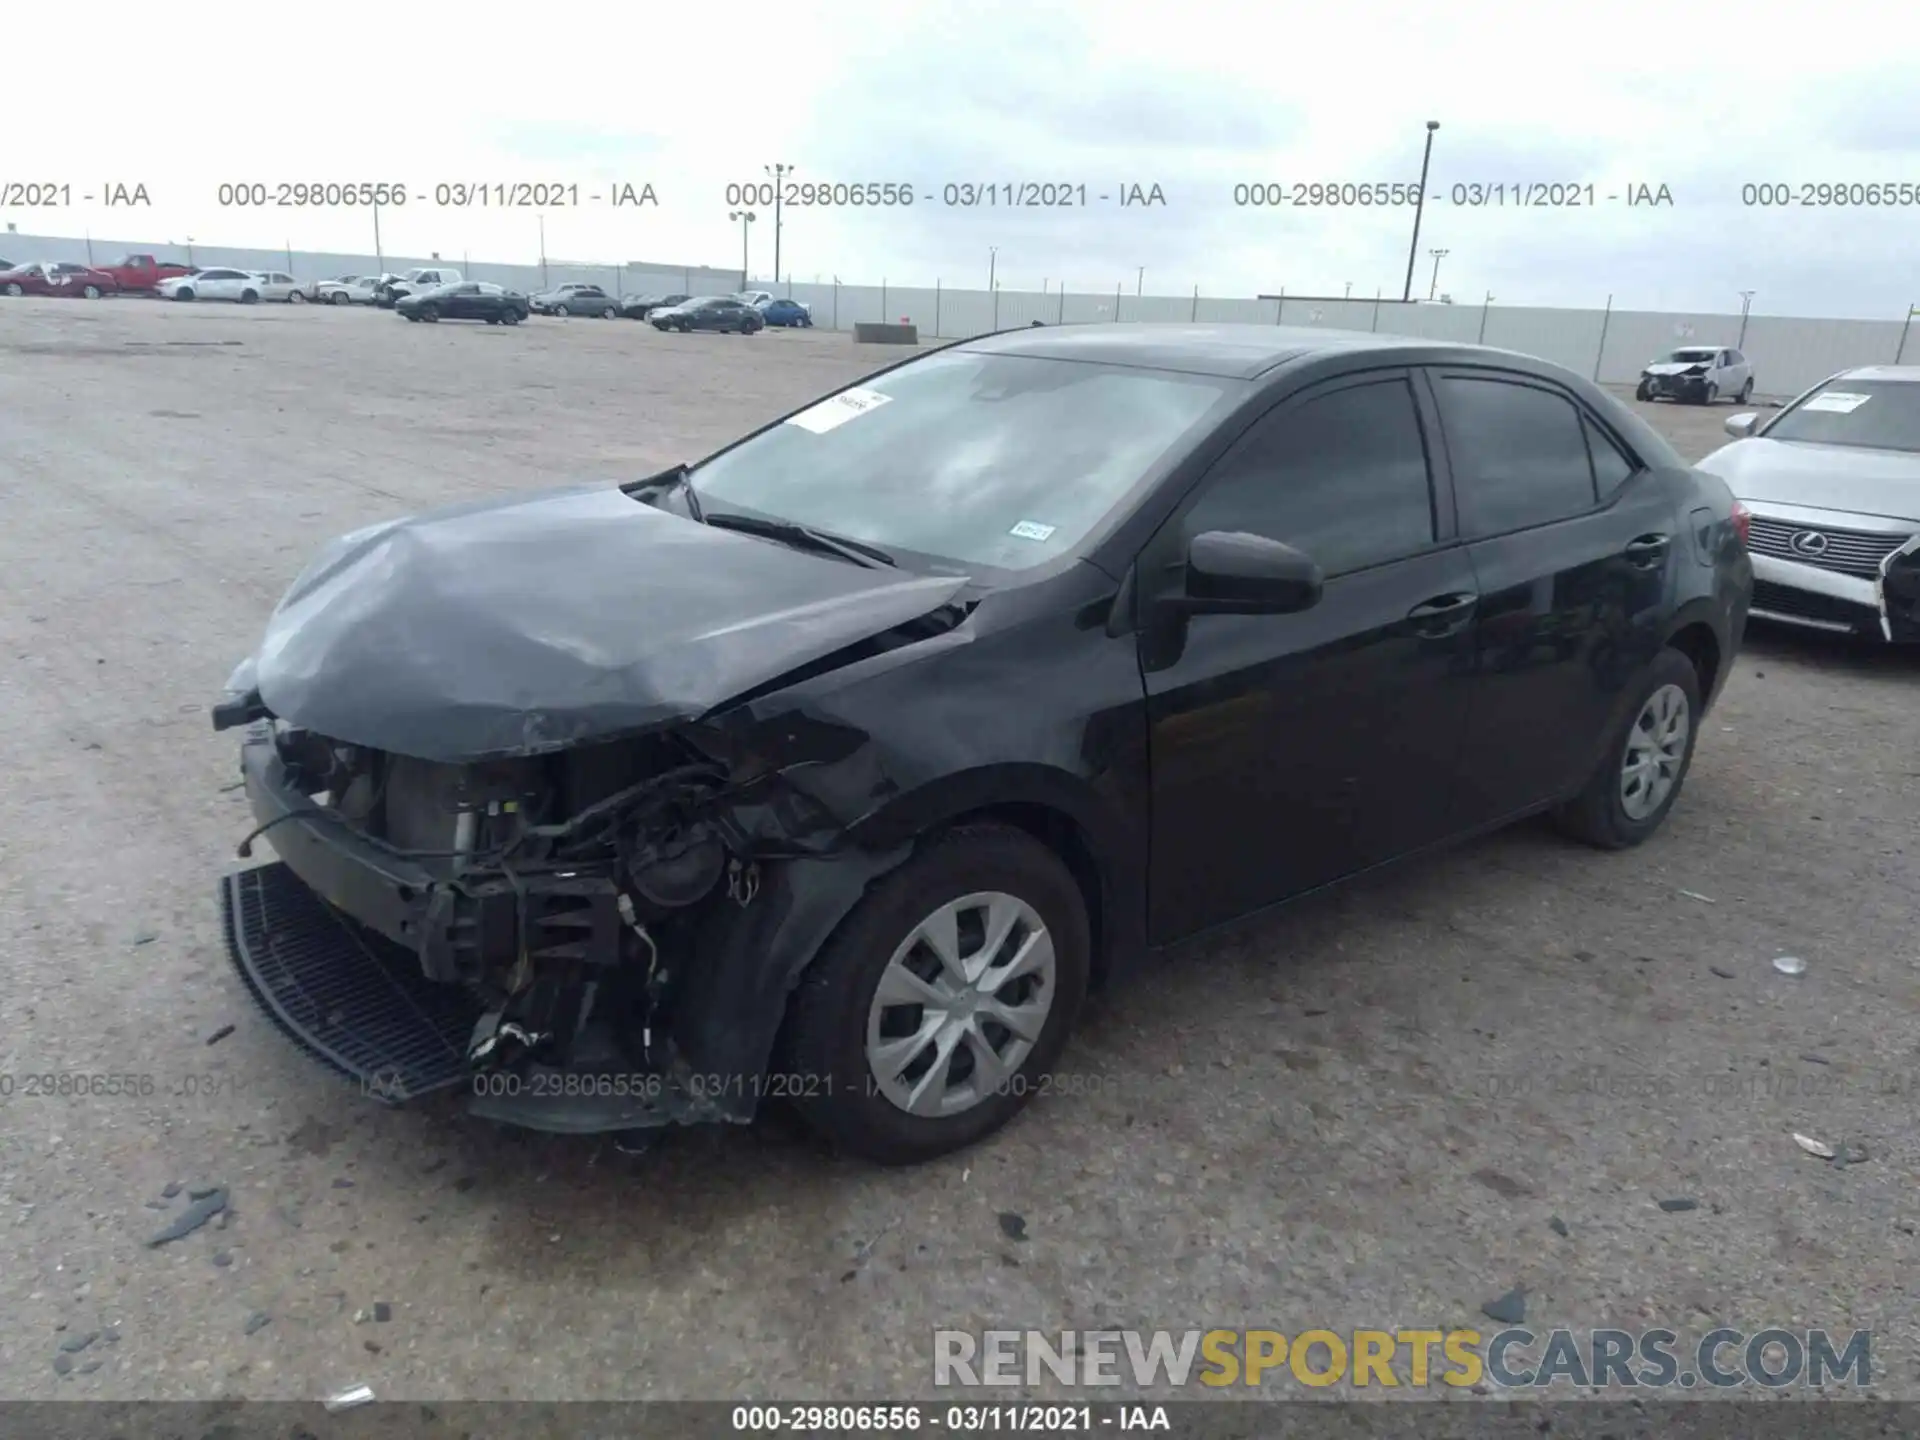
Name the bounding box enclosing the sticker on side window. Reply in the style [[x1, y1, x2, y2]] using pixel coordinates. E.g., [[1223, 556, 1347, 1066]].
[[784, 386, 893, 434], [1009, 520, 1057, 542], [1801, 392, 1871, 413]]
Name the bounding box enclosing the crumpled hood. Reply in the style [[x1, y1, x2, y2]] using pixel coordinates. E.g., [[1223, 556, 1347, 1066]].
[[1645, 361, 1711, 375], [1695, 438, 1920, 524], [240, 485, 969, 761]]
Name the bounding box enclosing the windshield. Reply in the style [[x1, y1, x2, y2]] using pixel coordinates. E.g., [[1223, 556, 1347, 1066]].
[[1764, 381, 1920, 453], [1666, 349, 1717, 363], [687, 350, 1238, 571]]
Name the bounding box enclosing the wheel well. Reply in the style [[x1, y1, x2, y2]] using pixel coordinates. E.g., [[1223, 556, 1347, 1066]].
[[940, 802, 1110, 988], [1667, 622, 1721, 702]]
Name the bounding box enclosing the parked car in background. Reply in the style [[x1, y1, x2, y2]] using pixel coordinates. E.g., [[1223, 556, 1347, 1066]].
[[1698, 365, 1920, 642], [212, 325, 1750, 1163], [620, 292, 689, 319], [251, 271, 305, 303], [1636, 346, 1753, 405], [98, 254, 194, 293], [376, 268, 462, 307], [760, 297, 813, 328], [160, 267, 269, 302], [651, 296, 764, 333], [310, 275, 381, 305], [396, 281, 529, 325], [530, 283, 619, 317], [0, 261, 120, 297]]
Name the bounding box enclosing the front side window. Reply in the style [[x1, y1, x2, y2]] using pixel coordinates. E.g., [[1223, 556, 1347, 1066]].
[[688, 350, 1239, 572], [1763, 381, 1920, 453], [1437, 376, 1598, 537], [1182, 378, 1436, 577]]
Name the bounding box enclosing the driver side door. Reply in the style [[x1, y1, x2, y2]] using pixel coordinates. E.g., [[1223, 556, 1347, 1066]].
[[1139, 369, 1482, 943]]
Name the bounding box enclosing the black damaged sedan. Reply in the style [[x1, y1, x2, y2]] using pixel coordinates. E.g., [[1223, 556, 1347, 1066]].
[[214, 324, 1752, 1163]]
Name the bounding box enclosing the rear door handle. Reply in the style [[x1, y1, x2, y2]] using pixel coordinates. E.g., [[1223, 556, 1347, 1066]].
[[1623, 533, 1671, 567], [1406, 592, 1478, 635]]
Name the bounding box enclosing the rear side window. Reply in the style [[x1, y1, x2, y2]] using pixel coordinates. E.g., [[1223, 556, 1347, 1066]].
[[1585, 419, 1635, 498], [1184, 377, 1436, 577], [1436, 376, 1598, 538]]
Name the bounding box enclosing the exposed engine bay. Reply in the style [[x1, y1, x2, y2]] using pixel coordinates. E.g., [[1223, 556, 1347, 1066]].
[[250, 716, 851, 1090]]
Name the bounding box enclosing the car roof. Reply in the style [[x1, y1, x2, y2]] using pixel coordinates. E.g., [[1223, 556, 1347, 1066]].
[[1834, 365, 1920, 384], [957, 323, 1511, 380]]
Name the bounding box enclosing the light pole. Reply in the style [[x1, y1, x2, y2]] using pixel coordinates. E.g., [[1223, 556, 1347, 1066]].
[[988, 246, 998, 294], [185, 236, 195, 267], [1344, 281, 1352, 299], [371, 198, 384, 269], [1402, 120, 1440, 303], [538, 214, 548, 289], [1737, 290, 1756, 349], [729, 211, 756, 291], [765, 163, 791, 286], [1427, 248, 1450, 301], [1136, 266, 1144, 296]]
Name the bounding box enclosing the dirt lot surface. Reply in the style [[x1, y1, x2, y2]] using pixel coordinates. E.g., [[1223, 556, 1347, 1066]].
[[1, 299, 1916, 1403]]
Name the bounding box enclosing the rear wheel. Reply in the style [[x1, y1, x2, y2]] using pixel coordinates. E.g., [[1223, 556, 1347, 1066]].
[[241, 290, 259, 304], [3, 282, 21, 296], [601, 305, 617, 319], [779, 824, 1091, 1164], [174, 287, 195, 301], [418, 304, 439, 322], [554, 304, 571, 317], [82, 284, 102, 299], [503, 309, 522, 325], [289, 289, 306, 304], [1551, 648, 1702, 849]]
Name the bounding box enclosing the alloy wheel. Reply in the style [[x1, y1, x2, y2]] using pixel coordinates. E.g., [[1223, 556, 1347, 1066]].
[[1619, 683, 1689, 820], [864, 891, 1057, 1119]]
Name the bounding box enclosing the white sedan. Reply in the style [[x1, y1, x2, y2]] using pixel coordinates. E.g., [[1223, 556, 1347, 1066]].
[[157, 268, 306, 303]]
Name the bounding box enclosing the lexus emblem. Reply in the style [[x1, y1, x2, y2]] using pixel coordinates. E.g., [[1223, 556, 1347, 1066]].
[[1789, 530, 1830, 557]]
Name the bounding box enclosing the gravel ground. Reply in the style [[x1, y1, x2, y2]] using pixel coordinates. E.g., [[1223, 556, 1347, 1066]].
[[1, 298, 1915, 1403]]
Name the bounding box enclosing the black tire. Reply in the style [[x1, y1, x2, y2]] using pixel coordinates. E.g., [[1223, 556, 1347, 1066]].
[[554, 304, 570, 317], [82, 284, 102, 299], [678, 321, 691, 332], [1634, 380, 1652, 401], [174, 288, 194, 301], [779, 824, 1091, 1165], [289, 289, 306, 304], [504, 310, 522, 325], [1551, 648, 1703, 850], [1701, 382, 1718, 405], [1738, 378, 1753, 404], [3, 282, 21, 296], [601, 305, 617, 319], [241, 290, 258, 304], [331, 290, 350, 305], [419, 304, 439, 322]]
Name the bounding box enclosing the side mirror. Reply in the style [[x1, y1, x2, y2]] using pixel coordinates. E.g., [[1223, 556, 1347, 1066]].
[[1724, 413, 1759, 439], [1177, 531, 1323, 615]]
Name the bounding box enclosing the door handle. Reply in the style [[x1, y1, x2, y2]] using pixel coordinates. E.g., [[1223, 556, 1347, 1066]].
[[1406, 592, 1478, 635], [1623, 533, 1671, 567]]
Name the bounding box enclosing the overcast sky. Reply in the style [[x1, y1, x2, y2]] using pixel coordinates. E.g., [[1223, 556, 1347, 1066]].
[[5, 0, 1917, 317]]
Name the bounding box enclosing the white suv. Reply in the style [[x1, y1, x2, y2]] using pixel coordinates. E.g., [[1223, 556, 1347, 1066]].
[[1636, 346, 1755, 405]]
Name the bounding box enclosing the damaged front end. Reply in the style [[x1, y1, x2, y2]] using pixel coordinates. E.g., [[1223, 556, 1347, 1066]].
[[220, 708, 909, 1131], [212, 483, 976, 1132]]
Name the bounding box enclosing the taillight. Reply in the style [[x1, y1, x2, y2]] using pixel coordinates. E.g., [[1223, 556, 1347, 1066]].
[[1730, 500, 1751, 548]]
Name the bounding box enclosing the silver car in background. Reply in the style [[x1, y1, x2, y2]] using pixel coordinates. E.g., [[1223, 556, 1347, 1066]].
[[310, 275, 382, 305], [1696, 365, 1920, 642]]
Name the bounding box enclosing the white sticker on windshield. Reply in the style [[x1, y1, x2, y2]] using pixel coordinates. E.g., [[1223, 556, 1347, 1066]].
[[784, 386, 894, 434], [1801, 391, 1871, 413], [1009, 520, 1057, 542]]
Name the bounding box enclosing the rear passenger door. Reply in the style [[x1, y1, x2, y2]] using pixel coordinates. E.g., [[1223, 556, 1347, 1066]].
[[1140, 369, 1481, 941], [1425, 368, 1679, 824]]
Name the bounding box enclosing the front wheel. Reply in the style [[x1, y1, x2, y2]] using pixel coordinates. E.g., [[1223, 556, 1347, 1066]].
[[82, 285, 102, 299], [1634, 379, 1652, 401], [779, 824, 1091, 1164], [554, 304, 570, 317], [240, 290, 259, 304], [1702, 382, 1719, 405], [503, 310, 522, 325], [1738, 378, 1754, 404], [601, 305, 617, 319], [1551, 649, 1703, 849], [173, 288, 195, 301], [418, 305, 439, 322], [331, 290, 350, 305]]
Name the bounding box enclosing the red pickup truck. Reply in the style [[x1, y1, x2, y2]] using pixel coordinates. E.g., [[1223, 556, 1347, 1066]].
[[99, 254, 194, 293]]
